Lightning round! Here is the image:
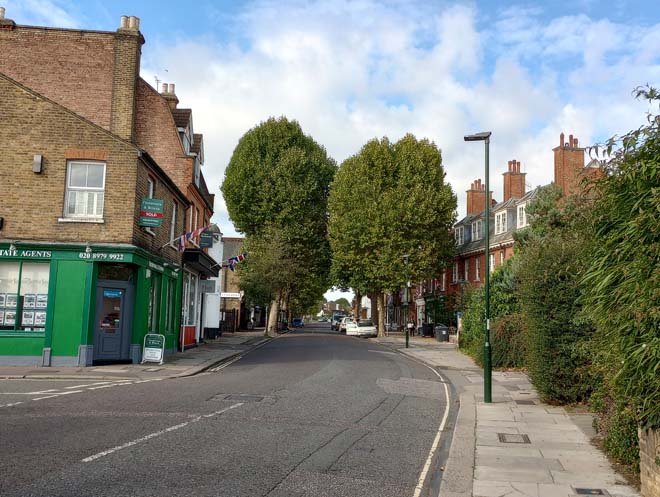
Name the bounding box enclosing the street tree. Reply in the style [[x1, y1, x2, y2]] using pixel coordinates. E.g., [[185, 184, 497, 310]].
[[222, 117, 336, 336], [328, 134, 456, 336]]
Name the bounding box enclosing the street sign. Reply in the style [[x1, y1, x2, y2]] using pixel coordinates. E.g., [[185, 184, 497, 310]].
[[141, 333, 165, 364], [199, 231, 214, 248], [139, 199, 164, 227]]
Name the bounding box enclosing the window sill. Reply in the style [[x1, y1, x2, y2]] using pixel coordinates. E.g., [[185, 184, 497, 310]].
[[0, 331, 46, 338], [58, 217, 105, 224]]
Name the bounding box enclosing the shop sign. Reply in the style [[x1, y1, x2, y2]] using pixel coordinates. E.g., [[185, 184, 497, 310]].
[[139, 198, 164, 227], [148, 261, 164, 272], [199, 280, 216, 293], [78, 252, 126, 261], [0, 249, 52, 258], [220, 292, 241, 299], [141, 333, 165, 364], [199, 231, 214, 248]]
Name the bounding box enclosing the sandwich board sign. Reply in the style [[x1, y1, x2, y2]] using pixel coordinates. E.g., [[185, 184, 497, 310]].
[[141, 333, 165, 365]]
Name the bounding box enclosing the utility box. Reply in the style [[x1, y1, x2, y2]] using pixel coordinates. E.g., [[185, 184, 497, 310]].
[[435, 325, 449, 342]]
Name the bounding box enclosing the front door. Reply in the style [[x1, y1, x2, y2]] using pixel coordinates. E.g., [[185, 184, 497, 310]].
[[94, 282, 132, 363]]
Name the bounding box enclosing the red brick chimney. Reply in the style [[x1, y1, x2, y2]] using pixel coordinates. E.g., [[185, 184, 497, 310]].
[[502, 159, 526, 202], [553, 132, 585, 196], [111, 15, 144, 141], [466, 179, 492, 215], [161, 82, 179, 110]]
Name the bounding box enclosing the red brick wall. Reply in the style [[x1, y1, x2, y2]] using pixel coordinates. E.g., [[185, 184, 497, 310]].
[[134, 79, 192, 190], [0, 26, 116, 131]]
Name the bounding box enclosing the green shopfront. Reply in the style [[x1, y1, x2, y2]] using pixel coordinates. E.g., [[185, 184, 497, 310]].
[[0, 243, 182, 366]]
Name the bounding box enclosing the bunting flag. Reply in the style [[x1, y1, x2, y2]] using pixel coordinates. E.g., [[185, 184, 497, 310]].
[[227, 252, 248, 272]]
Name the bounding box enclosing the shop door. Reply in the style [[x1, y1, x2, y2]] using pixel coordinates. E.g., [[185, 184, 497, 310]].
[[94, 282, 132, 362]]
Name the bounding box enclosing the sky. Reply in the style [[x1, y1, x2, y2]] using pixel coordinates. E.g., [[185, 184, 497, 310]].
[[6, 0, 660, 302]]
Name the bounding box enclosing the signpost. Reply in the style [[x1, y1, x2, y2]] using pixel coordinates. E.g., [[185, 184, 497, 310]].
[[139, 199, 164, 227], [141, 333, 165, 365], [199, 231, 214, 248]]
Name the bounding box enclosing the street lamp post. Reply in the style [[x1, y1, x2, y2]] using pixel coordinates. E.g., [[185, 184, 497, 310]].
[[464, 131, 492, 404], [402, 254, 410, 348]]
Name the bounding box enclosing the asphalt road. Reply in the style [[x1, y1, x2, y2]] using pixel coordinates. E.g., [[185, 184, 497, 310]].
[[0, 323, 453, 497]]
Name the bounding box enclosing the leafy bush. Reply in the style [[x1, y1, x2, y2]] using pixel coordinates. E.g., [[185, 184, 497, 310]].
[[516, 185, 598, 404], [491, 313, 527, 368]]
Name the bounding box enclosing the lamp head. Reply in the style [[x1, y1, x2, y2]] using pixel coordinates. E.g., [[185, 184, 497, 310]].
[[464, 131, 492, 142]]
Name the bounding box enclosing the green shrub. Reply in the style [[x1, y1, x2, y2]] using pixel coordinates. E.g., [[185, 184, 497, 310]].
[[491, 313, 527, 368]]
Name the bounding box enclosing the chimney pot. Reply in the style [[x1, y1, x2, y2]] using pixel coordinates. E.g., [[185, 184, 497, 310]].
[[560, 132, 565, 147], [569, 134, 574, 147], [120, 15, 128, 28], [574, 137, 578, 147], [0, 7, 5, 19], [162, 83, 169, 94], [170, 83, 175, 94], [508, 160, 512, 171], [128, 16, 138, 30]]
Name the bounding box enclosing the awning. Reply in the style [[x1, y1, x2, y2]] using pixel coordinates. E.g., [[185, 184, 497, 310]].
[[183, 249, 219, 277]]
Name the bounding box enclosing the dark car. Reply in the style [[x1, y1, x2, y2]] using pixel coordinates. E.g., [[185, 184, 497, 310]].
[[292, 318, 304, 328]]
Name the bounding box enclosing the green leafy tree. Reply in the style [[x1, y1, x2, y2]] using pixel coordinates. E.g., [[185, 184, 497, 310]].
[[328, 135, 456, 335], [222, 117, 336, 335], [583, 87, 660, 430]]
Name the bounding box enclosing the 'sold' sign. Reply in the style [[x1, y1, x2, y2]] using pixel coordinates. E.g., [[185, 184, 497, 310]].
[[139, 199, 164, 227]]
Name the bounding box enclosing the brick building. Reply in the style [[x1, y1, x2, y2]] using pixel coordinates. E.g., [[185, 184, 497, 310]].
[[0, 11, 213, 365]]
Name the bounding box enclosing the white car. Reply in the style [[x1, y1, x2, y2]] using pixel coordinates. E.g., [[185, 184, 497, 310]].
[[338, 316, 354, 334], [345, 319, 377, 337]]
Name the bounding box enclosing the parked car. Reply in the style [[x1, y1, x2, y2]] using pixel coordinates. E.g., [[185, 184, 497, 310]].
[[346, 319, 377, 337], [292, 318, 304, 328], [331, 312, 346, 330], [338, 316, 354, 334]]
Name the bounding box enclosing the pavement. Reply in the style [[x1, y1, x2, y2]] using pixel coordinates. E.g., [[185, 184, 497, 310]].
[[0, 330, 272, 381], [374, 335, 641, 497]]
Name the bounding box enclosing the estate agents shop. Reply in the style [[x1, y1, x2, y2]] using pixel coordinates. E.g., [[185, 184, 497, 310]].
[[0, 243, 182, 366]]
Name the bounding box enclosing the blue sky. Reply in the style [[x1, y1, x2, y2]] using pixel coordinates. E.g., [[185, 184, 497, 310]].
[[6, 0, 660, 301]]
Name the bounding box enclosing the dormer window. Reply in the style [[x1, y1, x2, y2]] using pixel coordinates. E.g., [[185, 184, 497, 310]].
[[517, 204, 527, 228], [495, 211, 507, 234], [454, 226, 464, 245], [471, 220, 483, 241]]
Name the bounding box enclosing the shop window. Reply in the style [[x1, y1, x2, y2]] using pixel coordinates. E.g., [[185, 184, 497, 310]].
[[169, 202, 177, 248], [0, 262, 49, 332], [182, 272, 197, 326], [148, 273, 161, 332], [165, 279, 175, 333], [64, 161, 105, 219]]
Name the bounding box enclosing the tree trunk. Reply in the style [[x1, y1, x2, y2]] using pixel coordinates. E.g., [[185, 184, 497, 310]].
[[369, 293, 378, 324], [377, 293, 386, 337], [267, 297, 280, 337], [354, 291, 361, 319]]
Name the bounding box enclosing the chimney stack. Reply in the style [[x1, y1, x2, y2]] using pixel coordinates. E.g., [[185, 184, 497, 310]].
[[161, 82, 179, 109], [503, 159, 526, 201], [0, 7, 5, 19], [553, 131, 586, 197], [466, 178, 493, 215]]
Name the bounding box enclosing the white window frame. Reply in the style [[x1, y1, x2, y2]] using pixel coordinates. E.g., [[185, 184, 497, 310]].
[[517, 204, 527, 228], [471, 220, 482, 241], [475, 258, 480, 281], [454, 226, 464, 245], [501, 251, 505, 265], [63, 161, 106, 220], [169, 202, 177, 249], [452, 262, 458, 282], [495, 211, 507, 234], [489, 254, 495, 273], [441, 271, 446, 291], [464, 260, 469, 282]]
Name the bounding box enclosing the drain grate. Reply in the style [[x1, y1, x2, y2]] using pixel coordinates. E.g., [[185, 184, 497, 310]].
[[225, 394, 264, 403], [497, 433, 531, 444], [515, 400, 536, 405], [574, 489, 609, 496]]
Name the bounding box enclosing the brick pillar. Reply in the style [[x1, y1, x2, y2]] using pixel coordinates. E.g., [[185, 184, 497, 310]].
[[553, 132, 585, 197], [466, 179, 492, 215], [110, 16, 143, 141], [503, 159, 526, 201]]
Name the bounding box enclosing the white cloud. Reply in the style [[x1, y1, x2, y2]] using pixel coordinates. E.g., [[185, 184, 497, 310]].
[[4, 0, 80, 28], [139, 1, 658, 235]]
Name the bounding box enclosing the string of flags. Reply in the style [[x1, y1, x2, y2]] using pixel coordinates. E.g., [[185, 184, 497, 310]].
[[226, 252, 248, 272], [176, 225, 208, 252]]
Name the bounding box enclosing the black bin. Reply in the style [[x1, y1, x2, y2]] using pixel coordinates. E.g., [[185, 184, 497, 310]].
[[435, 325, 449, 342], [422, 324, 434, 337]]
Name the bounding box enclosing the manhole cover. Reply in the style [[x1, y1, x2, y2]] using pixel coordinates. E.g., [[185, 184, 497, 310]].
[[497, 433, 531, 444], [574, 489, 608, 496], [515, 400, 536, 405], [225, 394, 264, 402]]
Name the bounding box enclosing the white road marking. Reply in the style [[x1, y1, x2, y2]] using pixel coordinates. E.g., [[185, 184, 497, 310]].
[[82, 402, 244, 463], [65, 383, 108, 389], [209, 355, 243, 372], [32, 390, 84, 400], [412, 364, 451, 497], [32, 394, 61, 400]]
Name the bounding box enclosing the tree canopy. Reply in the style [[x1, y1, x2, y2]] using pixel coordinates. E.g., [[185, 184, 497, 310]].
[[328, 134, 456, 333], [221, 117, 336, 334]]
